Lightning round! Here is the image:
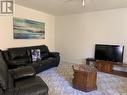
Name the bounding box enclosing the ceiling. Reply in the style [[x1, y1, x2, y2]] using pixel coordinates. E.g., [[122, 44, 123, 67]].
[[15, 0, 127, 16]]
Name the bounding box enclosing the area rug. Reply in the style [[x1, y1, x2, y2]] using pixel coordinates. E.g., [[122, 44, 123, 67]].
[[37, 62, 127, 95]]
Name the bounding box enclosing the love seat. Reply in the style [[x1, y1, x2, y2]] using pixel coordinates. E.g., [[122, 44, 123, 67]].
[[0, 50, 48, 95], [3, 45, 60, 73]]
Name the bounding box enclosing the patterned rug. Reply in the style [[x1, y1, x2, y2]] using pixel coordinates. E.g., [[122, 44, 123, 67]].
[[37, 62, 127, 95]]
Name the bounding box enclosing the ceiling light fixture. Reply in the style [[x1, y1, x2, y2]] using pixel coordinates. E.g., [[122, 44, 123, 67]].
[[64, 0, 86, 7], [82, 0, 86, 6]]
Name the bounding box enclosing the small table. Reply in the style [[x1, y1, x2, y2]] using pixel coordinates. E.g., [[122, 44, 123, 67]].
[[72, 64, 97, 92]]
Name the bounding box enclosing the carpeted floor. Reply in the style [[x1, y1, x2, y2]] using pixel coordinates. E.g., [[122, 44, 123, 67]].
[[37, 62, 127, 95]]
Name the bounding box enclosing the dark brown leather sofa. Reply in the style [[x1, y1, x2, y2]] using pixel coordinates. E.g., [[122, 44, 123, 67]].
[[0, 50, 48, 95], [3, 45, 60, 73]]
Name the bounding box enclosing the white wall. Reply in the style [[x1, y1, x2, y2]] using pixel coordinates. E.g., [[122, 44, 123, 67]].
[[55, 8, 127, 63], [0, 4, 55, 51]]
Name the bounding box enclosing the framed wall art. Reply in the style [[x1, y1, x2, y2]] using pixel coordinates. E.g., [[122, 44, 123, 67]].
[[13, 17, 45, 39]]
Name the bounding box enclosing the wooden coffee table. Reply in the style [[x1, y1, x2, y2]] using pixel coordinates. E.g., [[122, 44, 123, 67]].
[[72, 64, 97, 92]]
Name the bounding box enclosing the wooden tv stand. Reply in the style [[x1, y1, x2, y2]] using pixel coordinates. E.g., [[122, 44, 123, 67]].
[[96, 60, 113, 73], [86, 58, 127, 77], [86, 59, 113, 73]]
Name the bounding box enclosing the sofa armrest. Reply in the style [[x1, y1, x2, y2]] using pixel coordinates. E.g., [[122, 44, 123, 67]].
[[0, 88, 3, 95], [9, 66, 35, 80], [49, 52, 60, 67], [49, 52, 60, 57]]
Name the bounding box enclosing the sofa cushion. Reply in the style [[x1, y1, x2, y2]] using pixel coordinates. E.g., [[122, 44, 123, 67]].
[[8, 48, 30, 66], [15, 76, 48, 95], [28, 45, 49, 52], [41, 52, 49, 59], [10, 66, 35, 80], [10, 58, 30, 66], [8, 48, 28, 60]]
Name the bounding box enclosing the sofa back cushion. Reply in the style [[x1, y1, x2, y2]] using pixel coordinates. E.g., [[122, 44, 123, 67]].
[[41, 52, 49, 59], [39, 45, 50, 59], [27, 45, 49, 52], [8, 48, 28, 60], [8, 48, 30, 66], [0, 50, 8, 90]]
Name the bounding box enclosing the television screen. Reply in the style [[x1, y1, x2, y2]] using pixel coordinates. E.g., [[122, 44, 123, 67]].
[[95, 44, 124, 62]]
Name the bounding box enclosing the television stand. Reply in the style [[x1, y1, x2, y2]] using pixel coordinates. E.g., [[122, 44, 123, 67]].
[[86, 58, 96, 65], [113, 64, 127, 72], [86, 59, 113, 73], [85, 58, 127, 77], [96, 60, 113, 73]]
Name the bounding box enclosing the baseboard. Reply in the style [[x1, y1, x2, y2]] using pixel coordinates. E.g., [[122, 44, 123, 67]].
[[60, 60, 76, 64]]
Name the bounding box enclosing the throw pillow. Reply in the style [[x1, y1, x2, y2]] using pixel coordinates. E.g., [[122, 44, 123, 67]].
[[31, 49, 41, 62]]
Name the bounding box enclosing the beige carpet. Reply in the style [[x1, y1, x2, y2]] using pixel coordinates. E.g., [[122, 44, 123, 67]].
[[37, 62, 127, 95]]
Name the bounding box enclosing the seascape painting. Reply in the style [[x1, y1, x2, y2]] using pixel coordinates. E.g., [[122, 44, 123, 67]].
[[13, 17, 45, 39]]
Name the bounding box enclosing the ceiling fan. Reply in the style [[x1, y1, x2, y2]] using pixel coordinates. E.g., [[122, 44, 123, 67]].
[[64, 0, 87, 7], [82, 0, 86, 6]]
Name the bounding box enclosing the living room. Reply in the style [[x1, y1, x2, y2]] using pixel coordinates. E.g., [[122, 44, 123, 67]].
[[0, 0, 127, 95]]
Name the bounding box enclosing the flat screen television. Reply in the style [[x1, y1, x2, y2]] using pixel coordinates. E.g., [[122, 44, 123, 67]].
[[95, 44, 124, 62]]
